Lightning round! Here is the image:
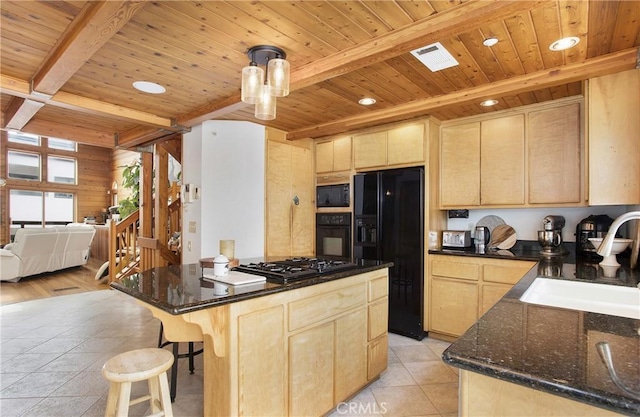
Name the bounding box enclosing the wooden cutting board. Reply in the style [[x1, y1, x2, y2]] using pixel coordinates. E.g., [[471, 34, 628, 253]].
[[489, 224, 517, 250]]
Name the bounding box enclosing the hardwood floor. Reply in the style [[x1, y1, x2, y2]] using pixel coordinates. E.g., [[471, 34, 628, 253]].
[[0, 258, 109, 305]]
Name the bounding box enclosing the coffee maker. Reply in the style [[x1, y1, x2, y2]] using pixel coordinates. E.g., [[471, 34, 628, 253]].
[[575, 214, 614, 259], [538, 215, 567, 256]]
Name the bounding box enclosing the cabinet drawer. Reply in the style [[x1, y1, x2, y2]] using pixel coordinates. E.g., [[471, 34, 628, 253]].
[[432, 259, 480, 281], [367, 333, 388, 380], [368, 275, 388, 302], [289, 283, 367, 331], [483, 263, 533, 284], [368, 299, 388, 341]]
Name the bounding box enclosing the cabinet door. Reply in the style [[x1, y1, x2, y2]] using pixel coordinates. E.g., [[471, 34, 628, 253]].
[[480, 283, 512, 316], [238, 306, 286, 416], [528, 103, 582, 204], [440, 122, 481, 207], [387, 123, 424, 165], [315, 140, 334, 174], [368, 333, 388, 380], [335, 308, 368, 402], [430, 277, 479, 336], [589, 70, 640, 205], [353, 131, 387, 169], [289, 322, 334, 416], [266, 141, 292, 256], [332, 136, 352, 172], [291, 145, 314, 256], [481, 115, 525, 205]]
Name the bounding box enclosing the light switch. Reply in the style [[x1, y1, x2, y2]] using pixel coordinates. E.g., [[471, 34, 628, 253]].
[[189, 221, 196, 233]]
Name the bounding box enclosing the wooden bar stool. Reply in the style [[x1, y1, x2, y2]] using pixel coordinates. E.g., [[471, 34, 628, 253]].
[[157, 323, 203, 402], [102, 348, 174, 417]]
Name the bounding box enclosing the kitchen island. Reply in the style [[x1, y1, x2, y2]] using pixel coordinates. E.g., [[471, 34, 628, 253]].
[[111, 259, 392, 417], [435, 246, 640, 416]]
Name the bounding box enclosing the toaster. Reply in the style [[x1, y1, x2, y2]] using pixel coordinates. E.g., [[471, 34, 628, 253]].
[[442, 230, 472, 248]]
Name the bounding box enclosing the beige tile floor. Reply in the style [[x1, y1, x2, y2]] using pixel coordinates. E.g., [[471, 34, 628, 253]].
[[0, 290, 458, 416]]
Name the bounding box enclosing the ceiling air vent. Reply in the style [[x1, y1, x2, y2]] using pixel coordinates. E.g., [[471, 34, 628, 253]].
[[410, 42, 459, 72]]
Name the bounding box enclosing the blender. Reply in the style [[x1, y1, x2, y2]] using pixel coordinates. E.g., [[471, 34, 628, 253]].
[[538, 215, 567, 256]]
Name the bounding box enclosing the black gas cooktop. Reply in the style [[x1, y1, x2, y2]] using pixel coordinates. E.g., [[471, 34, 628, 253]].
[[233, 257, 356, 284]]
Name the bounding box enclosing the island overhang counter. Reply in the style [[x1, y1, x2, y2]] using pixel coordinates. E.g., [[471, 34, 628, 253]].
[[111, 259, 392, 417]]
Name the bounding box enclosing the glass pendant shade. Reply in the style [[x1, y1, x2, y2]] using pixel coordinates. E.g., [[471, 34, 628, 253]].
[[241, 64, 264, 104], [267, 58, 290, 97], [254, 84, 276, 120]]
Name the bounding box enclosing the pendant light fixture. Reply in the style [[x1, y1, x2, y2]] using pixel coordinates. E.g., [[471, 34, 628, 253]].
[[240, 45, 290, 120]]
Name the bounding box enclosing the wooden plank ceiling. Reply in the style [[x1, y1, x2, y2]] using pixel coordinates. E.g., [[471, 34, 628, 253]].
[[1, 0, 639, 148]]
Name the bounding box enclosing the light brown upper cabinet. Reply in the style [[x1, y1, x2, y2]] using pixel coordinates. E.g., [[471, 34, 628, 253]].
[[440, 122, 481, 207], [315, 136, 352, 174], [528, 103, 582, 205], [353, 123, 425, 170], [440, 99, 584, 209], [440, 114, 524, 208], [588, 69, 640, 205], [480, 115, 525, 205]]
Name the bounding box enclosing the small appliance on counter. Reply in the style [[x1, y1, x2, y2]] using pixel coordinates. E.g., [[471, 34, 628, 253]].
[[442, 230, 472, 248], [538, 215, 568, 256], [575, 214, 615, 260]]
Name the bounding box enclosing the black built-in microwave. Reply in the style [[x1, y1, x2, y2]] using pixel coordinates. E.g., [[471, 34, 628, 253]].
[[316, 184, 350, 207]]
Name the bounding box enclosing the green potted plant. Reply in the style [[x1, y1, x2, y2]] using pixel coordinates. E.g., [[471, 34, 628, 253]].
[[118, 159, 140, 219]]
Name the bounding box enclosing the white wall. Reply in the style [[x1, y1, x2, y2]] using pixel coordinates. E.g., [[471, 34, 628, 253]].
[[182, 121, 265, 264], [446, 206, 633, 243]]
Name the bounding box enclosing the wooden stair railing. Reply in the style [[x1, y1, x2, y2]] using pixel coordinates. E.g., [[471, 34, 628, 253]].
[[108, 210, 140, 283], [108, 197, 182, 283]]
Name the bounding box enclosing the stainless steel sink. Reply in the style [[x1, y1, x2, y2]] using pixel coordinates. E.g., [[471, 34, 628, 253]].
[[520, 277, 640, 319]]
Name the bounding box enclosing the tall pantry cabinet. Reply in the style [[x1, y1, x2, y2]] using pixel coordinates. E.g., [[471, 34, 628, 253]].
[[265, 128, 315, 257]]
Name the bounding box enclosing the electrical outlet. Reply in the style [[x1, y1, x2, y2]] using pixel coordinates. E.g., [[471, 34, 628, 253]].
[[189, 221, 196, 233], [448, 209, 469, 219]]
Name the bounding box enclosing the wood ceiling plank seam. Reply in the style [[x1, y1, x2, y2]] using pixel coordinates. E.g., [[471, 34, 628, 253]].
[[339, 67, 416, 104], [352, 0, 397, 32], [329, 1, 391, 39], [283, 87, 363, 120], [479, 20, 521, 79], [609, 1, 640, 51], [111, 21, 247, 75], [198, 1, 325, 65], [357, 62, 431, 101], [85, 37, 241, 91], [318, 78, 386, 107], [556, 0, 589, 65], [263, 2, 353, 51], [322, 1, 387, 43], [385, 56, 448, 97], [437, 36, 493, 87], [588, 1, 619, 56], [138, 2, 252, 62], [22, 118, 115, 148], [296, 1, 371, 46], [458, 30, 507, 83], [548, 84, 570, 100], [0, 2, 76, 34], [396, 0, 437, 22], [357, 0, 417, 29], [503, 10, 546, 74], [532, 88, 554, 103], [529, 2, 565, 69], [229, 1, 342, 58]]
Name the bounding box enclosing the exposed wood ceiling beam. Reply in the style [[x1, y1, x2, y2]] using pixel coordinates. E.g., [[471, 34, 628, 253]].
[[33, 1, 148, 96], [177, 0, 544, 127], [23, 118, 114, 148], [286, 48, 639, 140], [116, 125, 186, 149], [3, 97, 45, 130], [1, 74, 177, 129]]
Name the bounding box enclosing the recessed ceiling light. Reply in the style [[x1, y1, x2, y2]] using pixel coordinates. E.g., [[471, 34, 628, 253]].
[[358, 97, 376, 106], [480, 99, 499, 107], [483, 37, 499, 47], [132, 81, 166, 94], [549, 36, 580, 51]]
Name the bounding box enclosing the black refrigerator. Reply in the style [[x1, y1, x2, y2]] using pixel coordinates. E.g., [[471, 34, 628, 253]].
[[353, 167, 425, 340]]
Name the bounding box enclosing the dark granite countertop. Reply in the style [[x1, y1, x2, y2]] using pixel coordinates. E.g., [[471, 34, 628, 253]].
[[428, 239, 569, 261], [440, 245, 640, 415], [110, 258, 392, 315]]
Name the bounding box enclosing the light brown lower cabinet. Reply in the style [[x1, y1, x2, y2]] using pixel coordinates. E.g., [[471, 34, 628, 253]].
[[429, 255, 535, 338], [460, 370, 622, 416], [147, 268, 389, 417]]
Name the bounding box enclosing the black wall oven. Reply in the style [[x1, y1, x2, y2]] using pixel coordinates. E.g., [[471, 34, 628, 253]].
[[316, 213, 351, 261]]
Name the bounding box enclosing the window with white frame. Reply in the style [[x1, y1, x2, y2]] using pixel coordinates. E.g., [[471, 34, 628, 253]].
[[7, 151, 41, 181], [47, 156, 76, 184]]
